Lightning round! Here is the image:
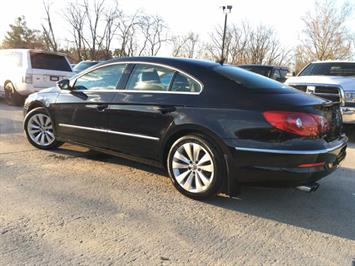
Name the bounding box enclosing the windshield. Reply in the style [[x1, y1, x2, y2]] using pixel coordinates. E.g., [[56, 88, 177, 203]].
[[73, 62, 99, 72], [214, 65, 296, 93], [238, 66, 272, 77], [299, 62, 355, 76]]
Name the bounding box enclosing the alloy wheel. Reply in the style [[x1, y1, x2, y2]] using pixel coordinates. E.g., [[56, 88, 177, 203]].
[[27, 113, 55, 147], [172, 142, 215, 193]]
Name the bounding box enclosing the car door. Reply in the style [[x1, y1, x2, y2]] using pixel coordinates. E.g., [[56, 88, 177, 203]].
[[52, 63, 127, 148], [106, 63, 203, 161]]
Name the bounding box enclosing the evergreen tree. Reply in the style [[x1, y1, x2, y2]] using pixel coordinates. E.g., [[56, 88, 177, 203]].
[[2, 16, 45, 49]]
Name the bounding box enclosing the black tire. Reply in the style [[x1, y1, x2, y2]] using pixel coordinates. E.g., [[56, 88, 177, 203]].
[[4, 82, 24, 106], [24, 107, 63, 150], [167, 134, 225, 200]]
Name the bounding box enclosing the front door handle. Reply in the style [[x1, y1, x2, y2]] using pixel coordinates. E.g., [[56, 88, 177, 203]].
[[158, 106, 176, 114], [96, 104, 108, 112]]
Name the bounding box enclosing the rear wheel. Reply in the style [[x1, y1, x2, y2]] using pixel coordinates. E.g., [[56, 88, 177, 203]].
[[167, 135, 224, 200], [4, 82, 24, 106], [24, 107, 63, 150]]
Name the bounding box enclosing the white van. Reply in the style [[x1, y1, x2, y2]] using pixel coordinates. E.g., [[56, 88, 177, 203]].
[[0, 49, 73, 105]]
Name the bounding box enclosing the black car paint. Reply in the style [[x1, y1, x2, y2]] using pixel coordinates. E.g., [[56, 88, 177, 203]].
[[24, 57, 347, 195]]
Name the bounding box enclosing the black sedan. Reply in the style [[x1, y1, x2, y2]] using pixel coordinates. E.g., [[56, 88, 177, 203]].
[[23, 57, 347, 199]]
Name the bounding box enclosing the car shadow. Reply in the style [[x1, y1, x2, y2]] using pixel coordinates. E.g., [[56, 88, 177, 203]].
[[52, 143, 355, 241], [206, 168, 355, 241], [52, 144, 166, 176]]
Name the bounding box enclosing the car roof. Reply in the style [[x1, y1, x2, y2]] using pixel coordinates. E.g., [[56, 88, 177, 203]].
[[106, 56, 220, 70]]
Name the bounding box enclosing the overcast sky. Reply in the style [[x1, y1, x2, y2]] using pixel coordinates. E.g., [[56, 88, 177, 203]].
[[0, 0, 353, 55]]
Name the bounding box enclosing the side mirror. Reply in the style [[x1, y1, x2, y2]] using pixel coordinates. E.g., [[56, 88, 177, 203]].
[[57, 79, 72, 90]]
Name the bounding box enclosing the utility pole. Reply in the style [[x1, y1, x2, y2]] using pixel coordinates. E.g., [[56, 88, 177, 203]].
[[220, 5, 232, 64]]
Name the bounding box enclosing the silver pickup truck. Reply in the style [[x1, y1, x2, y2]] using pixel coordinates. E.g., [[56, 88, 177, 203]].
[[286, 61, 355, 124]]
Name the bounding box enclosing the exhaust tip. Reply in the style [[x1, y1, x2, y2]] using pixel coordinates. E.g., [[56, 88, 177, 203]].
[[296, 183, 320, 193]]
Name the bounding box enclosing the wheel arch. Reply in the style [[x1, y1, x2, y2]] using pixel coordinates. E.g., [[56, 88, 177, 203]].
[[26, 101, 46, 114], [160, 124, 231, 168]]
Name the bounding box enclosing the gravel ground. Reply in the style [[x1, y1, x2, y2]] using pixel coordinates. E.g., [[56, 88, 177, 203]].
[[0, 100, 355, 265]]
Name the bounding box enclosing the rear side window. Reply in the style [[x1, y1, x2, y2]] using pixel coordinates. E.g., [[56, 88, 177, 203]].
[[171, 73, 201, 93], [126, 64, 175, 91], [74, 64, 126, 91], [215, 65, 295, 92], [30, 53, 72, 71]]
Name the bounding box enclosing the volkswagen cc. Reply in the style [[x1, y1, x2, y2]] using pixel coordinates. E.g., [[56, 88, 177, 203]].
[[23, 57, 347, 199]]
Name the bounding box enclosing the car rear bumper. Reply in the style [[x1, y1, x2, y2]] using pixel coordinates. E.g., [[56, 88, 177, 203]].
[[341, 107, 355, 124], [227, 136, 347, 187]]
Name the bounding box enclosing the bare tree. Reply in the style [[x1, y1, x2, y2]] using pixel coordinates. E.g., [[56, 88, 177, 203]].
[[65, 1, 87, 60], [83, 0, 106, 60], [102, 0, 121, 59], [138, 15, 168, 56], [42, 0, 57, 51], [203, 21, 290, 66], [114, 11, 141, 57], [296, 0, 353, 72], [172, 32, 200, 58]]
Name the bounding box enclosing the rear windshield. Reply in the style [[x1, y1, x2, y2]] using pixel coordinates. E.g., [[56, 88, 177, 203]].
[[299, 62, 355, 76], [30, 53, 72, 72], [214, 65, 295, 92], [238, 66, 272, 77]]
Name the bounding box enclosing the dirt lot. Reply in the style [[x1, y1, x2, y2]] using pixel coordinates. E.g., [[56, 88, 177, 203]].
[[0, 100, 354, 265]]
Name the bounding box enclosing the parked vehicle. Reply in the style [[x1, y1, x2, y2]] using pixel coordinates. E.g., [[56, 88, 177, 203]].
[[239, 64, 289, 82], [0, 49, 73, 105], [23, 57, 347, 199], [286, 61, 355, 124], [72, 60, 100, 74]]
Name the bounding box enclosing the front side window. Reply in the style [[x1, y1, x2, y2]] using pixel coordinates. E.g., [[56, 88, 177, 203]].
[[74, 64, 126, 91], [171, 73, 201, 93], [126, 64, 175, 91]]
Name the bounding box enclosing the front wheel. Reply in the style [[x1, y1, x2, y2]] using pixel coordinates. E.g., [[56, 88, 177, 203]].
[[167, 135, 225, 200], [24, 107, 63, 150]]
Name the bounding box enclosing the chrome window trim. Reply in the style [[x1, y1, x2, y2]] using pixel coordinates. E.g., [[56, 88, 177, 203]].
[[70, 61, 204, 95], [58, 123, 159, 141], [235, 142, 347, 155]]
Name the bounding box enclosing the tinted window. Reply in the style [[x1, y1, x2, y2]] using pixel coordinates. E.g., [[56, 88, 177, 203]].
[[73, 61, 99, 73], [171, 73, 201, 93], [215, 65, 295, 92], [126, 64, 175, 91], [30, 53, 71, 71], [299, 63, 355, 76], [271, 69, 281, 80], [280, 69, 288, 78], [74, 64, 126, 91], [239, 66, 272, 77]]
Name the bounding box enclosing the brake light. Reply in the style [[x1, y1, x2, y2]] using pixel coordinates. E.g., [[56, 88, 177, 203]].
[[263, 111, 329, 137]]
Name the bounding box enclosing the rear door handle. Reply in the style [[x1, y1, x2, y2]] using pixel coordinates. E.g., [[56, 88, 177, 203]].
[[158, 106, 176, 114], [96, 104, 108, 112]]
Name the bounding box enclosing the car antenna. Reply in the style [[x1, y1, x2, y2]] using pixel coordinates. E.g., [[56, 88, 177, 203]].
[[216, 58, 225, 65]]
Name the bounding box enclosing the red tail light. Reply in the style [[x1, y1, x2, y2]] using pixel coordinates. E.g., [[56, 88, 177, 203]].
[[263, 111, 329, 137]]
